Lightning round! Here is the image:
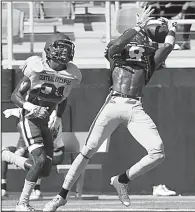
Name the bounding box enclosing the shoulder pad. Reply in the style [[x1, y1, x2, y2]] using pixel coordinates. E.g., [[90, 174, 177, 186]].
[[67, 61, 78, 69], [67, 62, 82, 83], [22, 56, 44, 77]]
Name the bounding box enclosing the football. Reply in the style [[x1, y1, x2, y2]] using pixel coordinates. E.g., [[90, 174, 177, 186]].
[[144, 23, 169, 43]]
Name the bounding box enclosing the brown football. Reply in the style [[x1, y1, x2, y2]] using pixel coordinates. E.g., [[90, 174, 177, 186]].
[[144, 23, 169, 43]]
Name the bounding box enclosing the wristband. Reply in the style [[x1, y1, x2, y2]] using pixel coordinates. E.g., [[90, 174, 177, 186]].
[[169, 26, 177, 33], [165, 30, 176, 45], [134, 26, 141, 32], [23, 102, 36, 111], [165, 35, 175, 46]]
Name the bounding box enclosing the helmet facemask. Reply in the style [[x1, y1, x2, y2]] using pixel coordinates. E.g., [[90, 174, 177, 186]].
[[45, 39, 75, 64]]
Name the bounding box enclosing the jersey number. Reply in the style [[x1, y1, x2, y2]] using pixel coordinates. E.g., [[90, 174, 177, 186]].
[[128, 46, 145, 61], [40, 83, 64, 97]]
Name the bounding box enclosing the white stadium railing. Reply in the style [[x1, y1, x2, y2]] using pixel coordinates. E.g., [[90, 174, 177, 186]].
[[3, 2, 35, 69], [3, 0, 116, 69]]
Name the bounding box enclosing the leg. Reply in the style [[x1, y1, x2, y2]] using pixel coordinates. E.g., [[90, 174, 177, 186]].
[[61, 101, 120, 192], [43, 98, 120, 212], [16, 118, 52, 211], [27, 145, 48, 202], [126, 103, 165, 180], [2, 125, 29, 170], [30, 134, 61, 201], [72, 151, 85, 199], [1, 146, 16, 198], [1, 128, 34, 171], [30, 139, 60, 201], [111, 101, 164, 207], [30, 178, 43, 200], [2, 149, 33, 171], [29, 123, 53, 201], [17, 147, 48, 205], [16, 124, 28, 154], [75, 171, 85, 198]]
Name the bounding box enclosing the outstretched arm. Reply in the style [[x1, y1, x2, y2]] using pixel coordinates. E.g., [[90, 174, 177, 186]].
[[56, 98, 68, 118], [107, 6, 154, 59], [154, 22, 177, 70]]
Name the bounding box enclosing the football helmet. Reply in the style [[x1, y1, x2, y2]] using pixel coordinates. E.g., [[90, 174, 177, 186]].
[[44, 32, 75, 64]]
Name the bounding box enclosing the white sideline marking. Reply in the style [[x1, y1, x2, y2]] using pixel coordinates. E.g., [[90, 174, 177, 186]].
[[57, 164, 102, 172], [2, 209, 195, 211]]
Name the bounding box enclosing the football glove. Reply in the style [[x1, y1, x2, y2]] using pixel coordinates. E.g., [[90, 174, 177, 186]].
[[24, 102, 49, 119], [168, 20, 177, 31], [136, 5, 155, 28], [48, 115, 62, 139], [171, 21, 177, 28]]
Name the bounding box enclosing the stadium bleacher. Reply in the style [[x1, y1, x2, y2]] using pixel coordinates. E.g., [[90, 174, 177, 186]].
[[2, 1, 195, 69]]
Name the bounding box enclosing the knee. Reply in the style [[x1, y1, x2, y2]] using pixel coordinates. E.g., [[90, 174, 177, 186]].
[[31, 149, 47, 168], [41, 157, 52, 177], [80, 145, 97, 159], [24, 159, 33, 170], [148, 149, 165, 164], [157, 151, 165, 163], [37, 152, 47, 167], [85, 135, 101, 153]]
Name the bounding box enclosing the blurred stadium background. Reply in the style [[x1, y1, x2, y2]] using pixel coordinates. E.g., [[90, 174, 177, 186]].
[[1, 0, 195, 211]]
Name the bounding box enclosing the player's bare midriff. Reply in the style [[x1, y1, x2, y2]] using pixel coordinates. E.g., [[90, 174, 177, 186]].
[[112, 65, 146, 97]]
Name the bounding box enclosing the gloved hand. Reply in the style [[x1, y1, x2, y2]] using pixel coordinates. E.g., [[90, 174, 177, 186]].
[[24, 102, 49, 119], [168, 21, 177, 32], [171, 22, 177, 28], [48, 116, 62, 139], [136, 5, 155, 28]]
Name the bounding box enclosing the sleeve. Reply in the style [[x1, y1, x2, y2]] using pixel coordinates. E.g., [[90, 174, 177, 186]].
[[154, 27, 176, 70], [72, 63, 82, 86], [154, 45, 172, 70], [104, 40, 115, 61], [76, 69, 82, 85], [21, 57, 33, 78], [108, 28, 139, 58]]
